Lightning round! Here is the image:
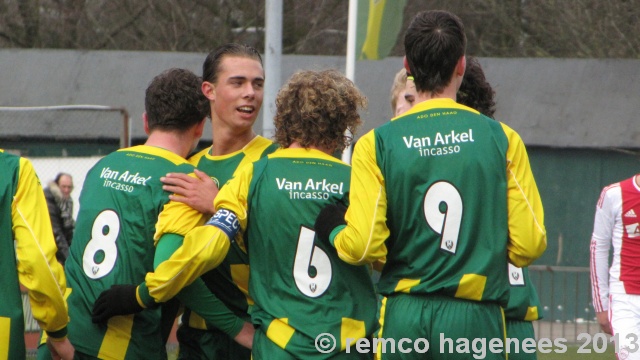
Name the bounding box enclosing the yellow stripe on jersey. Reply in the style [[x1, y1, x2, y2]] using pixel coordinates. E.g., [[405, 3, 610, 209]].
[[230, 264, 253, 305], [267, 147, 342, 163], [454, 274, 487, 301], [391, 98, 480, 121], [377, 297, 388, 358], [0, 317, 9, 359], [394, 279, 420, 293], [191, 135, 275, 166], [266, 318, 295, 349], [188, 312, 207, 330], [98, 315, 134, 360], [524, 306, 539, 321], [341, 318, 366, 351], [120, 145, 191, 166], [500, 307, 507, 357]]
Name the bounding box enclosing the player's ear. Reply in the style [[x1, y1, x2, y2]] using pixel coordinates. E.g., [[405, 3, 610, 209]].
[[456, 55, 466, 77], [202, 81, 216, 101], [195, 118, 206, 138], [142, 112, 150, 135]]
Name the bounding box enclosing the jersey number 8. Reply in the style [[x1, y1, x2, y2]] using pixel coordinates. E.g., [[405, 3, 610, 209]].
[[82, 210, 120, 279]]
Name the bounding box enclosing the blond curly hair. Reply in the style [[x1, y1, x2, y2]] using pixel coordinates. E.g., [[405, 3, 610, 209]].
[[274, 69, 367, 152]]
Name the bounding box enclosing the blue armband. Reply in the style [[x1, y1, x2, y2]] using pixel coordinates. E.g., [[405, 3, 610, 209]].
[[206, 209, 240, 239]]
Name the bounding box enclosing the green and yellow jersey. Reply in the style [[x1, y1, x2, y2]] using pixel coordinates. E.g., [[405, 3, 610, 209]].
[[504, 265, 542, 321], [64, 145, 194, 360], [0, 150, 69, 359], [330, 98, 546, 305], [144, 148, 378, 358], [143, 136, 278, 339]]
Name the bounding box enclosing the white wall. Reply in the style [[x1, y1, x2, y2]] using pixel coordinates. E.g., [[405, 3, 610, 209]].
[[30, 157, 103, 220]]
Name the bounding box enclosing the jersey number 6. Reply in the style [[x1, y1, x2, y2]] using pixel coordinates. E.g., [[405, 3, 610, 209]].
[[293, 226, 332, 298]]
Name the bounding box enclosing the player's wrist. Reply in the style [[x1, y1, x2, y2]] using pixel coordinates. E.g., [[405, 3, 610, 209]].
[[46, 326, 68, 340], [137, 282, 156, 308], [329, 225, 346, 247], [315, 203, 348, 244]]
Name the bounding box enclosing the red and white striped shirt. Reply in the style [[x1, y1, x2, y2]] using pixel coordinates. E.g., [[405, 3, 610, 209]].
[[591, 175, 640, 313]]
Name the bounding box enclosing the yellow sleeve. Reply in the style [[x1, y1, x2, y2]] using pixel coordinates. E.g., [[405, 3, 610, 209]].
[[502, 123, 547, 267], [144, 164, 253, 303], [13, 157, 69, 336], [333, 131, 389, 265], [154, 199, 208, 244]]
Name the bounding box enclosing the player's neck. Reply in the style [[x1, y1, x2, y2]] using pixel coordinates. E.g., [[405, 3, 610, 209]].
[[210, 128, 257, 156], [288, 142, 334, 156], [145, 131, 193, 159], [416, 86, 458, 103]]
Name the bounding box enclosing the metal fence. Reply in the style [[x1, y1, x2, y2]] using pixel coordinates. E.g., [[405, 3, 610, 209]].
[[529, 265, 602, 343]]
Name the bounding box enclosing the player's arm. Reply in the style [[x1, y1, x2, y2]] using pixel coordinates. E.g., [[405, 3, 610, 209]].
[[316, 131, 389, 265], [13, 158, 72, 346], [590, 185, 615, 334], [502, 123, 547, 267], [155, 233, 249, 343], [140, 167, 252, 304], [90, 228, 238, 328]]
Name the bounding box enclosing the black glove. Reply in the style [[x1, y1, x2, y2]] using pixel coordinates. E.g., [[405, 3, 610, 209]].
[[314, 203, 348, 243], [92, 284, 144, 324]]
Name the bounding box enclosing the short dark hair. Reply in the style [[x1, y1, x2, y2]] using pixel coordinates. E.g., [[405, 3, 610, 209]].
[[457, 57, 496, 118], [274, 69, 367, 152], [404, 10, 466, 95], [144, 68, 208, 132], [202, 43, 263, 84]]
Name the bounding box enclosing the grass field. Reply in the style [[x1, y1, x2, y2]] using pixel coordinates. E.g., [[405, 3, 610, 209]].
[[539, 344, 616, 359]]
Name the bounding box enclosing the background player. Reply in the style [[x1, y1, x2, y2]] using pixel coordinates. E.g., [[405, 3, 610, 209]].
[[591, 174, 640, 358], [315, 10, 546, 359], [63, 68, 207, 359], [1, 150, 74, 360], [455, 56, 543, 360], [389, 68, 416, 117]]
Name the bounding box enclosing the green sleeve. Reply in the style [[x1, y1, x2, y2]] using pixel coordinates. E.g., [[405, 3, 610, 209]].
[[154, 233, 185, 269], [137, 233, 186, 307], [177, 279, 245, 338], [153, 232, 245, 337]]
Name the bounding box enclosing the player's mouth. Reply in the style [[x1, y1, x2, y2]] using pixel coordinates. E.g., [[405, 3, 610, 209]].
[[237, 105, 255, 114]]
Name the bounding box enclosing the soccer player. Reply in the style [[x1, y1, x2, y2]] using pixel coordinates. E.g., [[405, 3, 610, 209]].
[[315, 10, 547, 360], [62, 68, 208, 359], [454, 56, 543, 360], [390, 68, 416, 117], [155, 43, 278, 360], [591, 174, 640, 359], [93, 43, 278, 360], [0, 150, 75, 360]]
